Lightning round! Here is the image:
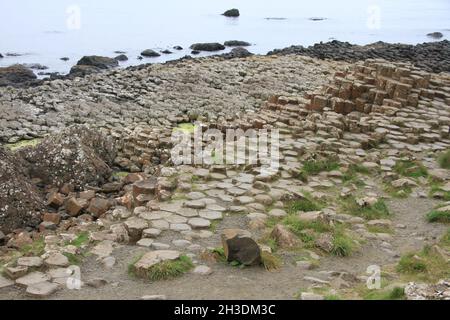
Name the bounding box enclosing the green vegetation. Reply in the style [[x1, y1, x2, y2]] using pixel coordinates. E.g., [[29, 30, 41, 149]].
[[66, 232, 90, 248], [20, 238, 45, 257], [324, 294, 342, 300], [112, 171, 129, 179], [441, 228, 450, 247], [393, 160, 428, 178], [384, 183, 412, 199], [300, 157, 340, 176], [428, 182, 450, 201], [63, 252, 82, 265], [364, 287, 405, 300], [426, 209, 450, 223], [131, 255, 194, 281], [342, 164, 369, 186], [282, 215, 332, 246], [367, 224, 393, 234], [397, 246, 450, 282], [437, 150, 450, 169], [261, 251, 282, 271], [285, 195, 323, 214], [339, 197, 390, 220], [331, 229, 356, 257], [173, 123, 197, 134], [5, 138, 42, 152]]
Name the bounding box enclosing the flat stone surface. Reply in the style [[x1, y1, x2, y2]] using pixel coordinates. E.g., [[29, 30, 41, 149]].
[[136, 238, 154, 247], [141, 295, 167, 300], [170, 223, 192, 231], [199, 210, 223, 220], [151, 220, 170, 230], [165, 215, 188, 224], [91, 240, 115, 258], [172, 239, 192, 248], [16, 272, 51, 287], [142, 228, 162, 238], [193, 265, 213, 275], [17, 257, 44, 268], [26, 281, 59, 298], [152, 242, 171, 250], [184, 200, 207, 209], [188, 217, 211, 228], [45, 253, 69, 267], [0, 275, 14, 289], [268, 208, 287, 217], [134, 250, 180, 271]]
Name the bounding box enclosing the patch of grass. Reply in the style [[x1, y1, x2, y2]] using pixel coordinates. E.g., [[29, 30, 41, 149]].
[[133, 255, 194, 281], [441, 228, 450, 247], [112, 171, 129, 179], [324, 294, 342, 300], [261, 251, 282, 271], [63, 252, 82, 265], [5, 138, 42, 152], [285, 198, 322, 214], [331, 229, 356, 257], [301, 157, 340, 176], [397, 246, 450, 282], [438, 150, 450, 169], [173, 123, 197, 134], [342, 164, 369, 186], [209, 220, 220, 233], [393, 160, 428, 178], [339, 197, 390, 220], [283, 215, 332, 235], [128, 253, 145, 277], [364, 287, 405, 300], [426, 210, 450, 223], [20, 238, 45, 257], [384, 183, 412, 199], [66, 232, 90, 248], [367, 225, 393, 234], [428, 183, 450, 201]]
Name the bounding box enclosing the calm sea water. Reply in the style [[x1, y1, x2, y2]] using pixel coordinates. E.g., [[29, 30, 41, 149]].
[[0, 0, 449, 76]]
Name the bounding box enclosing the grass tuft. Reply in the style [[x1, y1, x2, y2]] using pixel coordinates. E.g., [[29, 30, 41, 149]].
[[438, 150, 450, 169], [261, 251, 282, 271], [331, 229, 356, 257], [393, 160, 428, 178], [426, 210, 450, 223], [301, 157, 340, 176], [339, 197, 390, 220]]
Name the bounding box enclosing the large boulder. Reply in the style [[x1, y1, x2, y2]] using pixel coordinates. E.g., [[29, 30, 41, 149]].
[[69, 65, 101, 77], [0, 64, 37, 87], [141, 49, 161, 58], [76, 55, 118, 69], [223, 9, 240, 17], [19, 126, 117, 190], [221, 229, 261, 266], [0, 147, 43, 234], [189, 43, 226, 52], [224, 40, 251, 47], [222, 47, 253, 59]]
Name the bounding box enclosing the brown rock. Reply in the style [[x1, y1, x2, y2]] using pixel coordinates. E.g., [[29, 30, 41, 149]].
[[133, 178, 157, 198], [221, 229, 261, 266], [47, 192, 65, 208], [79, 190, 96, 200], [65, 197, 85, 217], [42, 212, 61, 225], [270, 224, 299, 248], [87, 198, 110, 218]]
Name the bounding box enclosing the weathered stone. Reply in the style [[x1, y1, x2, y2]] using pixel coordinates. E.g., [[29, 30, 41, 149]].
[[188, 218, 211, 229], [221, 229, 261, 266], [132, 250, 181, 277], [45, 252, 69, 267], [87, 198, 111, 218], [270, 224, 298, 248], [26, 281, 59, 298], [16, 272, 51, 287], [124, 217, 148, 242], [17, 257, 43, 268]]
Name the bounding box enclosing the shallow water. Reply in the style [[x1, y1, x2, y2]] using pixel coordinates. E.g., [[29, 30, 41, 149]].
[[0, 0, 449, 76]]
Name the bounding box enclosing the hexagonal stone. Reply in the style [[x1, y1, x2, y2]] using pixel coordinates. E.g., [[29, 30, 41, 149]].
[[4, 266, 28, 279], [26, 281, 59, 297], [0, 275, 14, 289], [142, 228, 162, 238], [235, 196, 254, 205], [254, 194, 273, 205], [188, 218, 211, 229], [16, 272, 51, 287], [206, 204, 227, 212], [140, 211, 172, 221], [151, 242, 171, 250], [45, 253, 69, 268], [184, 200, 206, 209], [164, 215, 188, 224], [216, 182, 234, 189], [124, 217, 149, 241], [170, 223, 192, 232], [91, 240, 114, 258], [176, 208, 199, 218], [151, 220, 170, 230], [17, 257, 43, 268], [199, 210, 223, 220], [226, 187, 247, 196], [186, 192, 205, 200], [137, 238, 154, 248], [268, 209, 287, 217], [172, 239, 192, 248], [229, 206, 249, 214]]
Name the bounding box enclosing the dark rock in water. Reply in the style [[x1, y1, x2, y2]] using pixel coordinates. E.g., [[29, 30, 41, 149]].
[[267, 39, 450, 73], [190, 43, 226, 52], [221, 47, 253, 59], [18, 125, 117, 190], [191, 50, 200, 55], [69, 65, 101, 77], [223, 8, 240, 17], [76, 55, 119, 69], [0, 147, 44, 234], [0, 53, 3, 58], [23, 63, 48, 70], [427, 32, 444, 39], [309, 17, 327, 21], [6, 53, 23, 57], [141, 49, 161, 57], [114, 54, 128, 62], [173, 46, 183, 50], [60, 57, 70, 61], [161, 49, 173, 54], [224, 40, 251, 47], [137, 56, 143, 60], [221, 229, 261, 266], [114, 51, 127, 54], [0, 64, 37, 87]]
